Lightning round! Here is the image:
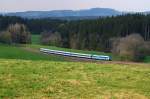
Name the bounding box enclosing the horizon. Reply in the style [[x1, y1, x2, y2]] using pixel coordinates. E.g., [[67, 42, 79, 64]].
[[0, 7, 149, 13], [0, 8, 126, 13], [0, 0, 150, 13]]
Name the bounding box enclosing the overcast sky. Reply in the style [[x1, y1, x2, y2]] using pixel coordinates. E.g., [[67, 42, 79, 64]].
[[0, 0, 150, 12]]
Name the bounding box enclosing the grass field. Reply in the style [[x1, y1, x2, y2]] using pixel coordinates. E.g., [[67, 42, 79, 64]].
[[0, 59, 150, 99], [0, 43, 149, 63], [0, 42, 150, 98], [28, 44, 113, 57], [28, 44, 150, 62], [32, 35, 41, 44], [144, 56, 150, 63], [0, 44, 65, 61]]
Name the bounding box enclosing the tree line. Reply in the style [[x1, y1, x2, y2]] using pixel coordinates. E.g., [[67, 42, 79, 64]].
[[0, 14, 150, 51]]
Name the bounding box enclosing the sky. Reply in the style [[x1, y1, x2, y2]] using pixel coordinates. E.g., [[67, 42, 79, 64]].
[[0, 0, 150, 12]]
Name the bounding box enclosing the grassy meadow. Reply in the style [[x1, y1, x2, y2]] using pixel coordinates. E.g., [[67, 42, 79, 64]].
[[0, 35, 149, 99], [144, 56, 150, 63], [0, 44, 65, 61], [31, 34, 41, 44], [27, 44, 114, 58], [0, 59, 150, 99]]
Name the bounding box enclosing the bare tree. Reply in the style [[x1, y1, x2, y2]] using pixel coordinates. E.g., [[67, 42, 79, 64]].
[[41, 31, 61, 46], [7, 23, 31, 44], [111, 33, 149, 61]]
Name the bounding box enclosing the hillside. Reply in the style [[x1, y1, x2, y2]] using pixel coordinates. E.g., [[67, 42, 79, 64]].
[[1, 43, 149, 63], [0, 43, 150, 98], [0, 59, 150, 98], [0, 44, 65, 61]]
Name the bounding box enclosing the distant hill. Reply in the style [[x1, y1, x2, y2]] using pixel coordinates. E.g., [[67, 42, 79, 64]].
[[143, 11, 150, 15], [5, 8, 122, 19]]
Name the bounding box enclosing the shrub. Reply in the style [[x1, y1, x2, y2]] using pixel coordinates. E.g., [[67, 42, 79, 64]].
[[111, 34, 150, 61], [41, 31, 61, 46], [0, 31, 12, 44]]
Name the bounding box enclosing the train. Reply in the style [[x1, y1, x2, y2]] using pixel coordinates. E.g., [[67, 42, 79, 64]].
[[40, 48, 112, 61]]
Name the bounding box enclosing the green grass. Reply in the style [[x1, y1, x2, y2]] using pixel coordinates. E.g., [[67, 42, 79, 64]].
[[0, 59, 150, 98], [0, 44, 65, 61], [144, 56, 150, 63], [29, 44, 108, 55], [0, 40, 149, 98], [32, 35, 40, 44]]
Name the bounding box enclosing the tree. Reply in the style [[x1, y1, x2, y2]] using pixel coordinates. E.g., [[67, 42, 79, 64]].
[[7, 23, 31, 44], [0, 31, 11, 44], [41, 31, 61, 46], [111, 34, 149, 61]]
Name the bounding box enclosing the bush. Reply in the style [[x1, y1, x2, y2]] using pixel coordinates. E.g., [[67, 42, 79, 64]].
[[111, 34, 150, 61], [0, 31, 12, 44], [41, 31, 61, 46]]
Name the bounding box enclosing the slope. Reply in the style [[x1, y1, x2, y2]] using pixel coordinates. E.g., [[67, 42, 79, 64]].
[[0, 59, 149, 98]]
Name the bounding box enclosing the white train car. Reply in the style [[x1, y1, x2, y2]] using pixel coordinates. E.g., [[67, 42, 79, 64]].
[[40, 48, 112, 61]]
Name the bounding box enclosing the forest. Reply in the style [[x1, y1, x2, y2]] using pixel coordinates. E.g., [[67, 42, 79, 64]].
[[0, 14, 150, 52]]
